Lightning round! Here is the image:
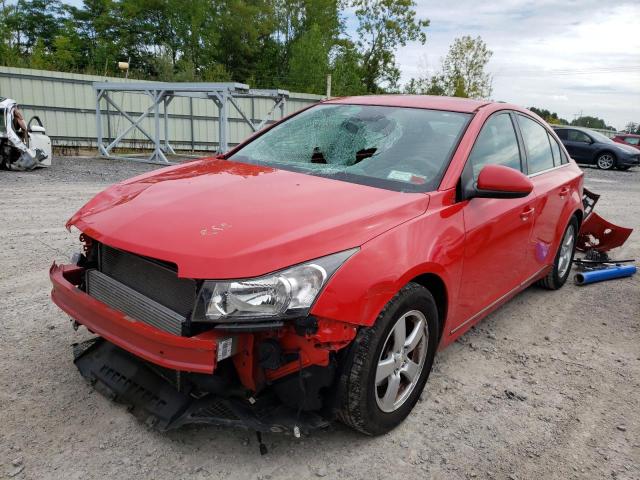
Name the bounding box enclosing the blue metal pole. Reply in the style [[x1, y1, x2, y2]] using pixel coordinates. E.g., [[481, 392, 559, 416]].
[[574, 265, 637, 285]]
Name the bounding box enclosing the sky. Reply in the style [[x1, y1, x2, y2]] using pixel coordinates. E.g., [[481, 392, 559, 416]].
[[374, 0, 640, 130]]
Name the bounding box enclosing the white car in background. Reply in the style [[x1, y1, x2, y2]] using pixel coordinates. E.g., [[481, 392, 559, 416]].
[[0, 96, 51, 170]]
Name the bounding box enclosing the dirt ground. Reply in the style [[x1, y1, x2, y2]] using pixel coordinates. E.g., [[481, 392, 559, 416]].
[[0, 157, 638, 480]]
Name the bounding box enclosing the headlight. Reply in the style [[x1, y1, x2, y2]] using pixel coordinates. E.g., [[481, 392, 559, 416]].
[[193, 248, 358, 323]]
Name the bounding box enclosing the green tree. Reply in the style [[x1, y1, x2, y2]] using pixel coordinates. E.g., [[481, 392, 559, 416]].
[[571, 115, 613, 130], [329, 41, 366, 96], [287, 24, 330, 94], [405, 36, 492, 98], [352, 0, 429, 92], [5, 0, 63, 55], [437, 35, 492, 98], [529, 107, 569, 125]]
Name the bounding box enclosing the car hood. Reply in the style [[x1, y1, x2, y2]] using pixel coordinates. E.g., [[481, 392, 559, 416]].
[[68, 158, 430, 279], [614, 143, 640, 155]]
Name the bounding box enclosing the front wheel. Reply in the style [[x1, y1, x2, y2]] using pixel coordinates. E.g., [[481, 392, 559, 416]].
[[337, 283, 439, 435], [596, 153, 615, 170], [537, 216, 578, 290]]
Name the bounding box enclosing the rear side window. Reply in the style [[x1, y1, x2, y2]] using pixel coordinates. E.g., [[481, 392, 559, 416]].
[[548, 133, 562, 166], [468, 113, 522, 180], [518, 115, 554, 174]]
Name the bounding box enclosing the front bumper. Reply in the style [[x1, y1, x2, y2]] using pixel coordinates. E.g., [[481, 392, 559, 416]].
[[73, 337, 330, 433], [50, 262, 219, 373], [620, 155, 640, 167]]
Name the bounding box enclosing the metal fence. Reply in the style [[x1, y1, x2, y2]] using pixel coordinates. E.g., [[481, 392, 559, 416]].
[[0, 66, 323, 153]]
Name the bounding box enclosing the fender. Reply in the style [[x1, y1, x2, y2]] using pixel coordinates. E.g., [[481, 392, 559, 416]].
[[311, 189, 465, 335]]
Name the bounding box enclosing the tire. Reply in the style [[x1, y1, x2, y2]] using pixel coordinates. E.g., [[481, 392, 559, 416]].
[[537, 216, 578, 290], [596, 152, 615, 170], [337, 282, 439, 435]]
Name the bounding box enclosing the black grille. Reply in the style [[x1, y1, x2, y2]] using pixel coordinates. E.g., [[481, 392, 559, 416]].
[[98, 244, 197, 318], [190, 401, 239, 420]]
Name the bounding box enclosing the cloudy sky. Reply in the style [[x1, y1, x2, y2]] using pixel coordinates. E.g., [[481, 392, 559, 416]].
[[383, 0, 640, 129]]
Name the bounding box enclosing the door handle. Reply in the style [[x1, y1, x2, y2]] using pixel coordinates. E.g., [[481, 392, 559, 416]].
[[520, 207, 535, 221], [559, 186, 570, 197]]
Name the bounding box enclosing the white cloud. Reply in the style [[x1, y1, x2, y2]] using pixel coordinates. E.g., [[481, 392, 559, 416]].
[[395, 0, 640, 129]]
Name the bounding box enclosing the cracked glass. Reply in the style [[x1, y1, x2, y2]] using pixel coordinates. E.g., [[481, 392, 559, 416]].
[[230, 104, 471, 192]]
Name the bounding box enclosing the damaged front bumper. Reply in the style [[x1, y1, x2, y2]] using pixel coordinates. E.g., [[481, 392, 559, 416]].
[[50, 263, 218, 373], [73, 338, 329, 433], [50, 262, 354, 434]]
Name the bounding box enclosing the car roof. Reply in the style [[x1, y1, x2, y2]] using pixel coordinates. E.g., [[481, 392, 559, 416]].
[[323, 95, 493, 113], [617, 133, 640, 138], [552, 125, 599, 134]]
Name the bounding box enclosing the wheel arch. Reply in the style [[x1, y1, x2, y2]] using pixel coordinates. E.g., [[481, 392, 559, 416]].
[[573, 208, 583, 230], [594, 149, 618, 164], [408, 272, 448, 342]]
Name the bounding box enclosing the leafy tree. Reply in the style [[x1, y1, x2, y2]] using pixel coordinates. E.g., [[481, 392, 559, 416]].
[[287, 24, 330, 94], [352, 0, 429, 92], [406, 35, 492, 99], [0, 0, 425, 95], [571, 115, 614, 130], [5, 0, 63, 54], [529, 107, 569, 125], [436, 35, 492, 98], [329, 41, 366, 96]]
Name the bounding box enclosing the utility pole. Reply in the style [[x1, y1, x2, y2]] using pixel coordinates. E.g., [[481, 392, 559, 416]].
[[326, 74, 332, 99]]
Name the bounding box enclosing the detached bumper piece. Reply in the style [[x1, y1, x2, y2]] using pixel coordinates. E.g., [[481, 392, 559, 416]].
[[73, 338, 330, 434]]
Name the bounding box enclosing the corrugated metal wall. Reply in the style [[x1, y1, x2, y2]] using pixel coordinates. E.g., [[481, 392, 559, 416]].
[[0, 66, 322, 152]]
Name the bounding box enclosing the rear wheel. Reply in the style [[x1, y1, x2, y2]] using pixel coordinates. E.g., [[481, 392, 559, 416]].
[[337, 283, 439, 435], [537, 216, 578, 290], [596, 153, 615, 170]]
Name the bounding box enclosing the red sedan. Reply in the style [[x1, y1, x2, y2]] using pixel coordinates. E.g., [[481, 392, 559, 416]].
[[613, 133, 640, 150], [51, 96, 583, 436]]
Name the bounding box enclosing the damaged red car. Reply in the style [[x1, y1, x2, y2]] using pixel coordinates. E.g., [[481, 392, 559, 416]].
[[51, 96, 584, 436]]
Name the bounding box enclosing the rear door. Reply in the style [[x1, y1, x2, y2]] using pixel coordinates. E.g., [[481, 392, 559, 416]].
[[516, 114, 574, 276], [455, 112, 537, 331]]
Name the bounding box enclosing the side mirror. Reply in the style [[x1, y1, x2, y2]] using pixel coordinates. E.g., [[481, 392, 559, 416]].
[[29, 125, 46, 134], [473, 164, 533, 199], [27, 116, 45, 134]]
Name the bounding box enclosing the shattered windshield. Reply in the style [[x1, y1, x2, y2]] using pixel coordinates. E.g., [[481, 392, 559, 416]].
[[229, 104, 471, 192]]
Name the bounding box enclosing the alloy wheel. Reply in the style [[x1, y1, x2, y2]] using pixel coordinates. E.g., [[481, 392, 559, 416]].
[[558, 224, 575, 278], [375, 310, 429, 413], [597, 154, 614, 169]]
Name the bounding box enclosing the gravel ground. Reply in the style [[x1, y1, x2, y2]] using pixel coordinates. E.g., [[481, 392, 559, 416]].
[[0, 157, 638, 480]]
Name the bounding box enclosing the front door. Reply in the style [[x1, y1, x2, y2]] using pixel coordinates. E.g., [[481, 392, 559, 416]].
[[563, 129, 594, 163], [453, 112, 536, 332]]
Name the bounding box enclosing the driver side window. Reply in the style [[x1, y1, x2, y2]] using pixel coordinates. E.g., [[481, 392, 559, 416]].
[[567, 130, 591, 143], [468, 113, 522, 181]]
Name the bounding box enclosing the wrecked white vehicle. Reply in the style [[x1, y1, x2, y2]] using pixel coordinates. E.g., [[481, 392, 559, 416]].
[[0, 97, 51, 170]]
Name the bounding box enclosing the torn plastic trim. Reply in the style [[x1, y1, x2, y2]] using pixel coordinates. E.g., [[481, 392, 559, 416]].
[[577, 187, 633, 253], [576, 211, 633, 253], [74, 338, 330, 434]]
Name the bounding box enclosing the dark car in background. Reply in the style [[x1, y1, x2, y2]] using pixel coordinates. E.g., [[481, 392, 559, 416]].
[[612, 133, 640, 151], [553, 126, 640, 170]]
